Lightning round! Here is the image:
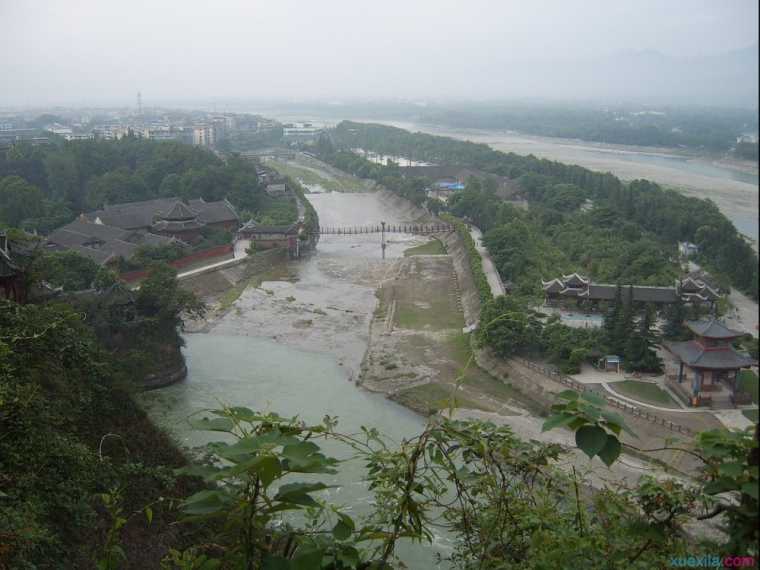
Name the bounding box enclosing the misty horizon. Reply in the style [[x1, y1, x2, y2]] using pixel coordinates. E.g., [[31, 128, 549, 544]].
[[1, 0, 758, 109]]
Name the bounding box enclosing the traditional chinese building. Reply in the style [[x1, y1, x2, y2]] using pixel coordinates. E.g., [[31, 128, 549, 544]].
[[541, 273, 719, 309], [151, 201, 205, 243], [238, 220, 302, 257], [664, 319, 756, 407]]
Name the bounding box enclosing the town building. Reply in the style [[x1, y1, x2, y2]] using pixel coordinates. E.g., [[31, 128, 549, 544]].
[[678, 241, 700, 258], [665, 319, 756, 407], [64, 133, 95, 141], [85, 197, 239, 234], [193, 124, 216, 147], [541, 273, 720, 309], [238, 220, 302, 257], [282, 122, 323, 140], [46, 219, 176, 266], [151, 201, 206, 243], [47, 197, 239, 264]]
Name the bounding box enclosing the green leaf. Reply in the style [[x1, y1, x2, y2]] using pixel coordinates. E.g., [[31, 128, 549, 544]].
[[718, 462, 745, 478], [541, 413, 577, 432], [581, 390, 606, 407], [741, 482, 759, 499], [333, 519, 352, 540], [262, 555, 291, 570], [189, 416, 234, 433], [218, 432, 297, 460], [597, 435, 621, 467], [337, 546, 360, 567], [332, 512, 355, 540], [558, 390, 579, 401], [292, 549, 323, 570], [575, 425, 608, 459], [274, 482, 331, 507], [181, 489, 233, 516], [144, 506, 153, 525]]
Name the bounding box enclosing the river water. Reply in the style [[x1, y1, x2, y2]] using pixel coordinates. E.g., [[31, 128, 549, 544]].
[[379, 121, 760, 243], [257, 111, 759, 242], [141, 189, 453, 567]]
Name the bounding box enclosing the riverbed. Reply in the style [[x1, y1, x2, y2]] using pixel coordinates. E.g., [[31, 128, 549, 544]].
[[259, 111, 759, 243], [140, 188, 457, 566]]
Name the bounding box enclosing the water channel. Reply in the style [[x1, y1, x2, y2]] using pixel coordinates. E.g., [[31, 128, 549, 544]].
[[141, 189, 453, 567]]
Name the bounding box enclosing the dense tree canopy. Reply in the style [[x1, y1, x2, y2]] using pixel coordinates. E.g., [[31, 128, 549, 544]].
[[0, 138, 273, 233], [327, 122, 758, 298]]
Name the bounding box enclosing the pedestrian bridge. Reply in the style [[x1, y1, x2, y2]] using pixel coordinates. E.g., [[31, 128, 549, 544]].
[[314, 223, 454, 235]]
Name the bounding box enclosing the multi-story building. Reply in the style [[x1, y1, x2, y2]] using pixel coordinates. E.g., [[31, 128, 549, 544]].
[[193, 124, 215, 147]]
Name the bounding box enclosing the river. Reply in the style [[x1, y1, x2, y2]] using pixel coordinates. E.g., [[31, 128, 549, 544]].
[[259, 111, 760, 243], [140, 189, 453, 567]]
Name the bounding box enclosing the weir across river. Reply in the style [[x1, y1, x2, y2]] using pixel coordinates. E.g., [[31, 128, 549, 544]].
[[313, 222, 454, 235], [311, 222, 453, 258]]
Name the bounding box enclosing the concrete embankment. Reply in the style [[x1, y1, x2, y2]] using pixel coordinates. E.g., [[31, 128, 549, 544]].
[[180, 248, 288, 302]]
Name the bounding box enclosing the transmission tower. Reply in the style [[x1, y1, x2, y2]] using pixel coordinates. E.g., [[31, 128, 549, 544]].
[[137, 91, 143, 117]]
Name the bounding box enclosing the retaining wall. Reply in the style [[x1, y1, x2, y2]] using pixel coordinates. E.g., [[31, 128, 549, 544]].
[[120, 244, 234, 283]]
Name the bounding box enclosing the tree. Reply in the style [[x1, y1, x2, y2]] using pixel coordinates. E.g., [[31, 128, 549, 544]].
[[135, 263, 205, 330], [602, 284, 623, 351], [30, 250, 100, 291], [663, 296, 689, 340], [611, 285, 635, 355], [478, 296, 542, 357], [624, 304, 663, 372], [0, 175, 44, 227]]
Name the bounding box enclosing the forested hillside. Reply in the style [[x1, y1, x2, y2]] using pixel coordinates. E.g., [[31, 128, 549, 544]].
[[0, 137, 291, 233], [324, 122, 758, 298]]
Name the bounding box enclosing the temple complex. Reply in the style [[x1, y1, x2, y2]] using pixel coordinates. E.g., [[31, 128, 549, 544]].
[[664, 319, 756, 407], [541, 273, 720, 309], [151, 201, 205, 243]]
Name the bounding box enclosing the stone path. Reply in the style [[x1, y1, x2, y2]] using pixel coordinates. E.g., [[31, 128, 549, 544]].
[[601, 382, 758, 431], [601, 382, 703, 413], [468, 225, 505, 297]]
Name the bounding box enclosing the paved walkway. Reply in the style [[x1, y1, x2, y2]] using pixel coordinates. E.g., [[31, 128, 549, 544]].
[[601, 382, 705, 413], [712, 410, 756, 431], [176, 239, 250, 280], [602, 382, 758, 431], [468, 225, 505, 297]]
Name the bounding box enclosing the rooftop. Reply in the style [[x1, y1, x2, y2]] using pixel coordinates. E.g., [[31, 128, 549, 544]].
[[685, 318, 745, 340], [665, 340, 756, 370]]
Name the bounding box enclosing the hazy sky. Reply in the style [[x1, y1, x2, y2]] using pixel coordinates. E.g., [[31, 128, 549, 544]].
[[1, 0, 758, 107]]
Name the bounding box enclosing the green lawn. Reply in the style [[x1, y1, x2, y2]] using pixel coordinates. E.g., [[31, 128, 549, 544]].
[[404, 238, 447, 256], [393, 382, 489, 415], [265, 159, 358, 192], [612, 380, 681, 409], [737, 370, 759, 404]]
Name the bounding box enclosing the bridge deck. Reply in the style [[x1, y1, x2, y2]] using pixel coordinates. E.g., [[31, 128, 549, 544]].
[[315, 223, 454, 235]]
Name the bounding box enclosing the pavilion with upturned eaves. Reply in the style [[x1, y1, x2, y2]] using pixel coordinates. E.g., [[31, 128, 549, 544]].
[[664, 319, 756, 408]]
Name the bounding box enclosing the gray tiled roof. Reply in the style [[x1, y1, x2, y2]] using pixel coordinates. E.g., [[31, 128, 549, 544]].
[[240, 219, 299, 235], [581, 284, 678, 303], [665, 340, 756, 370], [161, 201, 197, 221], [188, 199, 239, 224], [685, 319, 744, 339], [90, 198, 178, 229], [88, 197, 238, 230], [48, 220, 129, 247]]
